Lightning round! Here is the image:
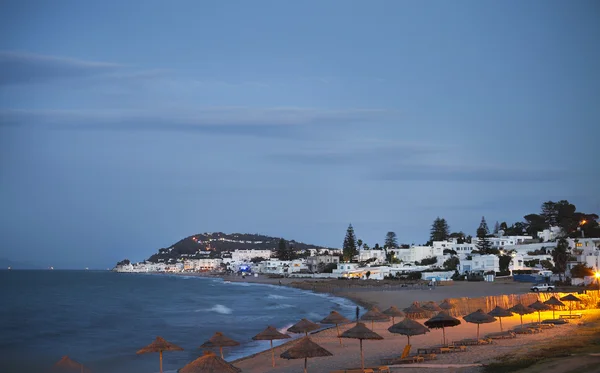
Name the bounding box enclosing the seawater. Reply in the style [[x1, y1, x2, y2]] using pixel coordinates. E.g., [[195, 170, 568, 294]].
[[0, 270, 359, 373]]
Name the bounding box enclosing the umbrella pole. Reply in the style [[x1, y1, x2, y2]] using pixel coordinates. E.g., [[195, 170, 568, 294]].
[[442, 327, 446, 346], [520, 314, 523, 327], [270, 340, 275, 367], [360, 339, 364, 372], [538, 311, 541, 323], [499, 317, 503, 332], [336, 324, 342, 346], [220, 346, 224, 359], [371, 320, 374, 331], [159, 350, 163, 373], [552, 307, 555, 320], [304, 357, 307, 373], [477, 324, 480, 340]]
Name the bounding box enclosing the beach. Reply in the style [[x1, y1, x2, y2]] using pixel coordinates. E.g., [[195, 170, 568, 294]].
[[217, 275, 600, 373]]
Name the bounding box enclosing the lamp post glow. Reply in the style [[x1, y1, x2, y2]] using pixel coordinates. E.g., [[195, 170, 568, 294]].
[[595, 272, 600, 291]]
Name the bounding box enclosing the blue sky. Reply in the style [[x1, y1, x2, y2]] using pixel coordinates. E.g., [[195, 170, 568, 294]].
[[1, 1, 599, 269]]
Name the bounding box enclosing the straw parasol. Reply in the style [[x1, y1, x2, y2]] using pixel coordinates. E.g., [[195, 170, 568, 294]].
[[544, 296, 566, 319], [137, 336, 183, 373], [403, 302, 427, 319], [320, 311, 351, 346], [463, 309, 497, 340], [341, 322, 384, 372], [422, 301, 443, 315], [53, 356, 91, 373], [280, 336, 333, 373], [253, 326, 291, 367], [288, 318, 321, 336], [488, 306, 513, 331], [528, 301, 552, 323], [560, 294, 583, 316], [200, 332, 240, 359], [360, 306, 390, 330], [508, 303, 534, 327], [179, 351, 241, 373], [382, 306, 405, 324], [439, 299, 455, 311], [388, 318, 430, 346], [424, 311, 461, 345]]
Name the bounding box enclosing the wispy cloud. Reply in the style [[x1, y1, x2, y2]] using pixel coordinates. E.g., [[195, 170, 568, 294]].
[[0, 51, 123, 85]]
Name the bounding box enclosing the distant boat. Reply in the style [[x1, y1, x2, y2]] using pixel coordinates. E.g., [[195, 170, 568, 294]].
[[7, 266, 11, 270], [85, 267, 89, 270], [49, 266, 54, 270]]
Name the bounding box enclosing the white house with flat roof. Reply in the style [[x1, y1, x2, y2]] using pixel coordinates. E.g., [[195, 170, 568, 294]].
[[231, 249, 272, 262], [458, 254, 499, 274]]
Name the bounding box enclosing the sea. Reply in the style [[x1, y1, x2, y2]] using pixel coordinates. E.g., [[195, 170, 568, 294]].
[[0, 270, 360, 373]]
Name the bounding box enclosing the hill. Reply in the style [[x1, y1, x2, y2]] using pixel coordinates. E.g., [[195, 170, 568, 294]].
[[146, 232, 335, 263]]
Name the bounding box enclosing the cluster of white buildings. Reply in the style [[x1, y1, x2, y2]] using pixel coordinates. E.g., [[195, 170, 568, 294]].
[[114, 227, 600, 282]]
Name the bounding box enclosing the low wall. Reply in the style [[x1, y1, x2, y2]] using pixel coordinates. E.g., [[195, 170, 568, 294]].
[[442, 289, 600, 317]]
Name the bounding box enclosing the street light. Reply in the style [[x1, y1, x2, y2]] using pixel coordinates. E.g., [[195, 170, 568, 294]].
[[595, 272, 600, 291]]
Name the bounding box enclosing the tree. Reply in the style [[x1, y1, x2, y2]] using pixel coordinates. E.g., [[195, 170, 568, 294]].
[[276, 239, 290, 261], [523, 213, 547, 236], [499, 255, 512, 274], [384, 232, 398, 249], [476, 216, 493, 254], [443, 249, 457, 256], [570, 264, 594, 278], [430, 217, 450, 242], [493, 221, 500, 235], [357, 239, 363, 251], [443, 257, 460, 271], [363, 243, 370, 250], [552, 238, 569, 281], [365, 271, 371, 279], [449, 231, 467, 244], [540, 260, 554, 270], [342, 224, 358, 262], [419, 257, 437, 266]]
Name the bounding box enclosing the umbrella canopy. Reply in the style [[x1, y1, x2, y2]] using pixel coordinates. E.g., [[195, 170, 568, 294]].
[[463, 309, 497, 340], [509, 304, 534, 327], [528, 301, 553, 323], [382, 306, 405, 324], [53, 356, 91, 373], [424, 311, 461, 345], [179, 351, 241, 373], [137, 337, 183, 373], [200, 332, 240, 359], [560, 294, 583, 315], [253, 326, 291, 368], [544, 296, 566, 319], [439, 299, 455, 310], [360, 306, 390, 330], [422, 301, 443, 313], [288, 318, 321, 336], [341, 322, 383, 371], [388, 318, 430, 346], [320, 311, 351, 345], [280, 336, 333, 373], [403, 302, 427, 319], [488, 306, 513, 331]]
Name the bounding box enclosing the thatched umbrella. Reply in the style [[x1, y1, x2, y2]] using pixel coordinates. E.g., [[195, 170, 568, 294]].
[[179, 351, 241, 373], [360, 306, 390, 330], [388, 318, 430, 346], [288, 318, 321, 336], [341, 322, 383, 371], [544, 296, 566, 319], [137, 336, 183, 373], [463, 309, 497, 340], [528, 301, 552, 323], [320, 311, 350, 346], [382, 306, 405, 324], [422, 301, 443, 315], [560, 294, 583, 316], [253, 326, 291, 367], [403, 302, 427, 319], [439, 299, 455, 311], [488, 306, 513, 331], [424, 311, 461, 345], [509, 304, 534, 327], [200, 332, 240, 359], [280, 336, 333, 373], [53, 356, 90, 373]]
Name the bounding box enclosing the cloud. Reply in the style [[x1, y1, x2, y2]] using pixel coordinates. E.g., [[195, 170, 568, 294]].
[[0, 51, 123, 85], [0, 107, 394, 137]]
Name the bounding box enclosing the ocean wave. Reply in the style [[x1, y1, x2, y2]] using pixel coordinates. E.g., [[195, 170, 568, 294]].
[[267, 294, 289, 300], [196, 304, 233, 314], [271, 304, 294, 310]]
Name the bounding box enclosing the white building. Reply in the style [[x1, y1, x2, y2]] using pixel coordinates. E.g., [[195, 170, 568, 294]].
[[390, 244, 442, 264], [458, 254, 499, 274], [231, 249, 272, 263], [537, 226, 563, 242], [433, 240, 476, 259], [358, 249, 386, 264], [487, 235, 533, 249], [509, 253, 554, 273], [306, 255, 340, 272]]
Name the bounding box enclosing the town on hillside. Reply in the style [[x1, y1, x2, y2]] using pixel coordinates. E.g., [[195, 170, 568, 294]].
[[114, 200, 600, 286]]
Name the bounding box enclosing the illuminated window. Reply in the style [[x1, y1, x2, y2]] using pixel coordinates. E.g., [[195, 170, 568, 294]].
[[576, 243, 583, 247]]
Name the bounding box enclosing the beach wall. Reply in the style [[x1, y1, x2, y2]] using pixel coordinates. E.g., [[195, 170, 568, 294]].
[[443, 290, 600, 316]]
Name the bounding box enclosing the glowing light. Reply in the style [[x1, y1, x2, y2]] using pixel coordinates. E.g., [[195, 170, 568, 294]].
[[595, 272, 600, 279], [580, 220, 588, 226]]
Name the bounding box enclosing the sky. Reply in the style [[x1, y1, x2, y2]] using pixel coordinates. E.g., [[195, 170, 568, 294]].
[[1, 1, 599, 269]]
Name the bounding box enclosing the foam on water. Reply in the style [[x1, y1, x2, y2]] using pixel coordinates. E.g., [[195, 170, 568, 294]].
[[199, 304, 233, 314]]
